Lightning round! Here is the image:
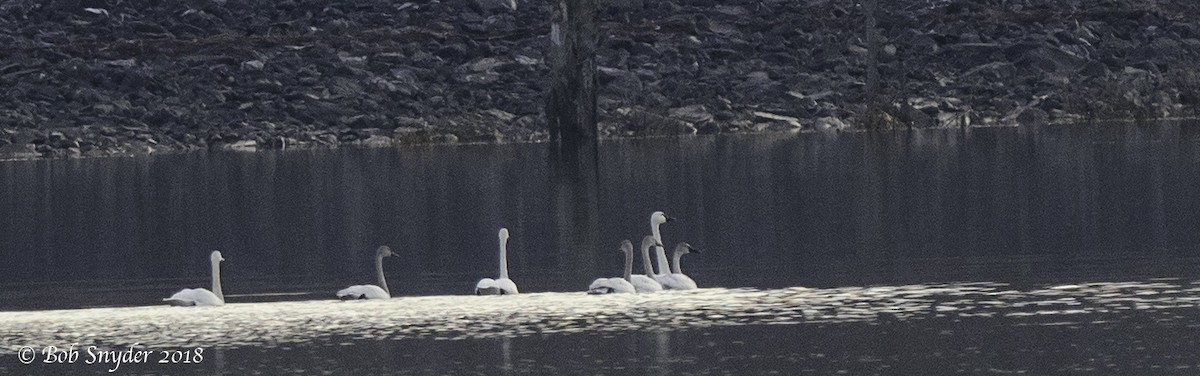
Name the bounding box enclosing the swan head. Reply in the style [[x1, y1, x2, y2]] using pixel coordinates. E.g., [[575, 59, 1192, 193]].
[[376, 245, 396, 258], [619, 239, 635, 254], [209, 251, 225, 263], [498, 228, 510, 241], [641, 235, 662, 250], [650, 211, 674, 225], [673, 242, 701, 255]]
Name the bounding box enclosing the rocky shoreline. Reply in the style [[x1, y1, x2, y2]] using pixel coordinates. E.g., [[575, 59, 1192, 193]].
[[1, 0, 1198, 159]]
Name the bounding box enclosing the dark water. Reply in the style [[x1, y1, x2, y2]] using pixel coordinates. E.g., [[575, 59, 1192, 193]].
[[3, 124, 1200, 374]]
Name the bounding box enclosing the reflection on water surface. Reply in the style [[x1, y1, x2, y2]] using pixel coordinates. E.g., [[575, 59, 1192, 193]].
[[3, 126, 1200, 374]]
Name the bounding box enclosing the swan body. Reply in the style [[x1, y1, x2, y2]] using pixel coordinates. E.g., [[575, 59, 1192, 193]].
[[475, 277, 519, 295], [476, 228, 519, 295], [164, 288, 222, 307], [164, 251, 225, 307], [587, 239, 638, 294], [660, 243, 701, 290], [336, 285, 390, 300], [337, 246, 396, 300], [667, 274, 698, 289], [588, 277, 635, 294], [629, 275, 661, 292], [659, 274, 699, 290], [630, 235, 664, 292]]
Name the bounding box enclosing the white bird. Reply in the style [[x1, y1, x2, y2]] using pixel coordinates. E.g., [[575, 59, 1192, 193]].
[[629, 235, 664, 292], [476, 228, 519, 295], [648, 211, 676, 286], [337, 245, 397, 300], [587, 240, 638, 294], [163, 251, 226, 307], [660, 242, 702, 290]]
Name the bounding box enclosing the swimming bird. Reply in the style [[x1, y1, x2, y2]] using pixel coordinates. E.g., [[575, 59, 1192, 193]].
[[648, 211, 675, 286], [629, 235, 664, 292], [587, 240, 638, 294], [163, 251, 226, 306], [336, 245, 397, 300], [660, 242, 702, 290], [476, 228, 519, 295]]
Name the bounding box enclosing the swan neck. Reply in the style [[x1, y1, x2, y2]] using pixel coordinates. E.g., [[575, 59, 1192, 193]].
[[623, 247, 634, 282], [640, 243, 655, 276], [671, 250, 683, 274], [651, 223, 668, 275], [376, 253, 389, 295], [211, 258, 224, 302], [499, 236, 509, 279]]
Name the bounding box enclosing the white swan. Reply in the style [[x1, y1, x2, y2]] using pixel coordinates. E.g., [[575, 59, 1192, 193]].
[[336, 245, 397, 300], [648, 211, 676, 286], [629, 235, 664, 292], [476, 228, 519, 295], [163, 251, 226, 306], [587, 240, 637, 294], [660, 242, 701, 290]]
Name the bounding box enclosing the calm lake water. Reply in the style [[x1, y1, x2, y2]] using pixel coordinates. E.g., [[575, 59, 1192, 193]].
[[2, 124, 1200, 374]]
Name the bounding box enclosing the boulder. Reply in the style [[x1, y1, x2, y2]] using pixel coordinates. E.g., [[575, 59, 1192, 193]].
[[669, 104, 713, 124]]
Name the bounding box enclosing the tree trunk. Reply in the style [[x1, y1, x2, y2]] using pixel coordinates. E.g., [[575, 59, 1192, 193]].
[[864, 0, 880, 104], [547, 0, 601, 278], [547, 0, 599, 148]]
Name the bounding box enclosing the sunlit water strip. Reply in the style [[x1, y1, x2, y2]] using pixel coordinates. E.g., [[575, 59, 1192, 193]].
[[2, 280, 1199, 353]]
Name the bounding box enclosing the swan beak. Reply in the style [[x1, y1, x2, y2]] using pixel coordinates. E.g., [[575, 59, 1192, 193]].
[[665, 216, 676, 222], [689, 247, 702, 254]]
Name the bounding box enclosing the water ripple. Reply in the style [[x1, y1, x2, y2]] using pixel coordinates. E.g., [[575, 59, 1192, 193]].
[[1, 280, 1196, 353]]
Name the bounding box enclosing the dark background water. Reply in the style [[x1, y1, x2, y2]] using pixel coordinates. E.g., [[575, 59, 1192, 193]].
[[120, 318, 1200, 375], [2, 124, 1200, 310]]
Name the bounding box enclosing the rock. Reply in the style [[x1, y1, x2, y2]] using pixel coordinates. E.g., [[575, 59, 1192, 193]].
[[0, 0, 1191, 160], [1080, 61, 1110, 78], [607, 0, 644, 12], [622, 108, 691, 136], [598, 67, 644, 100], [735, 71, 784, 97], [697, 121, 721, 135], [883, 44, 897, 57], [1009, 44, 1088, 73], [48, 131, 68, 147], [433, 133, 460, 143], [0, 144, 39, 159], [937, 112, 971, 128], [225, 140, 258, 152], [468, 71, 504, 84], [814, 117, 849, 132], [751, 111, 802, 127], [360, 135, 393, 148], [908, 97, 940, 115], [465, 57, 507, 72], [669, 104, 713, 124], [514, 55, 539, 65], [241, 60, 265, 71], [319, 134, 339, 146], [328, 77, 364, 97], [1015, 107, 1050, 125], [337, 53, 367, 64], [468, 0, 516, 13], [713, 5, 747, 16], [483, 109, 515, 122]]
